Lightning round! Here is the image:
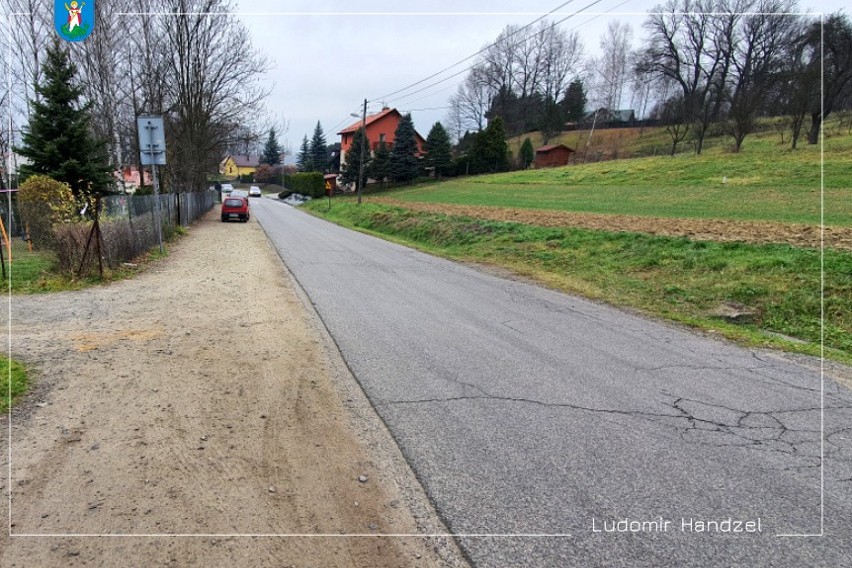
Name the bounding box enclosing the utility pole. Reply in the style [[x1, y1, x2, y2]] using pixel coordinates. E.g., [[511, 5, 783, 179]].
[[357, 98, 367, 205]]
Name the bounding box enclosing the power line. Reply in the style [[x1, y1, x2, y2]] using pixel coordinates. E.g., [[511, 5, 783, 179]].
[[370, 0, 577, 103], [382, 0, 610, 107]]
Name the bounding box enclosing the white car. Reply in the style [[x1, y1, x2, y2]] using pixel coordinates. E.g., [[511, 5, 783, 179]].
[[249, 185, 262, 198], [230, 189, 249, 199], [221, 183, 234, 195]]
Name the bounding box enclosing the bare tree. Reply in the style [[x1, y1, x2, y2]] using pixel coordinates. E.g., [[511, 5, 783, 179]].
[[160, 0, 270, 190], [641, 0, 725, 154], [75, 0, 140, 189], [539, 25, 584, 108], [448, 64, 493, 133], [805, 12, 852, 144], [650, 78, 692, 155], [9, 0, 52, 114], [592, 21, 633, 111], [724, 1, 797, 151], [778, 16, 820, 148]]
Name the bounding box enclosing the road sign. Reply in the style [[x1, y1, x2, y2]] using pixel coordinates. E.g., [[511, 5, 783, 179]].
[[137, 116, 167, 166]]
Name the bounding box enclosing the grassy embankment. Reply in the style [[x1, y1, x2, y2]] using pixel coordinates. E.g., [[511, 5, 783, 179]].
[[401, 127, 852, 225], [1, 356, 28, 412], [305, 125, 852, 363]]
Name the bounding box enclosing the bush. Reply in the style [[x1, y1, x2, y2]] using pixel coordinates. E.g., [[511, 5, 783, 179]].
[[17, 175, 78, 249], [53, 214, 163, 277], [278, 190, 293, 200], [282, 172, 325, 198], [448, 155, 471, 177], [254, 164, 280, 184]]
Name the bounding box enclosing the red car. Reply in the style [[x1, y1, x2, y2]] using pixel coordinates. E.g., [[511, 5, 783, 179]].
[[221, 196, 250, 222]]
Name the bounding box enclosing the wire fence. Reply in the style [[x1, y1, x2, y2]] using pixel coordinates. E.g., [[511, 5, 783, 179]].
[[1, 190, 215, 278]]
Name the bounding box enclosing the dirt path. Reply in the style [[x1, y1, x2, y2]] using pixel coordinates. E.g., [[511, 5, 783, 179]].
[[373, 198, 852, 251], [0, 206, 468, 567]]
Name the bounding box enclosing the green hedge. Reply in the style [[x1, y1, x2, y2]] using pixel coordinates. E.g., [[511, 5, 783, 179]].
[[283, 172, 325, 198]]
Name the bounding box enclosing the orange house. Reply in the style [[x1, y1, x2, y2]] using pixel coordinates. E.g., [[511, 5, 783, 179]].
[[338, 107, 426, 165]]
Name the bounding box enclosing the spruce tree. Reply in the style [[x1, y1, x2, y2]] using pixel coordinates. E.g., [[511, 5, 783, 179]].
[[261, 128, 282, 165], [339, 127, 370, 190], [309, 121, 328, 173], [297, 135, 311, 172], [368, 140, 391, 186], [389, 113, 419, 183], [562, 79, 587, 123], [424, 122, 452, 179], [520, 138, 535, 169], [469, 117, 509, 174], [17, 40, 112, 196]]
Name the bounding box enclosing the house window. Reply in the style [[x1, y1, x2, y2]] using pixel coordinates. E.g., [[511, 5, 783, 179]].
[[379, 133, 386, 144]]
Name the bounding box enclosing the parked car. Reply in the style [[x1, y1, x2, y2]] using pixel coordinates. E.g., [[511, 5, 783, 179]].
[[221, 196, 250, 222], [230, 189, 249, 199], [249, 185, 262, 198], [221, 183, 234, 195]]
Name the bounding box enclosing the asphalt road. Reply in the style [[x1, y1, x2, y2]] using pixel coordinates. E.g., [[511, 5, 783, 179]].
[[253, 198, 852, 568]]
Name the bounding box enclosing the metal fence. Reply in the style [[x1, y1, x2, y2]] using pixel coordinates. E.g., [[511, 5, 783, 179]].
[[1, 190, 215, 277]]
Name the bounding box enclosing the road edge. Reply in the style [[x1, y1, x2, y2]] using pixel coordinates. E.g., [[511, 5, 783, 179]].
[[254, 200, 472, 567]]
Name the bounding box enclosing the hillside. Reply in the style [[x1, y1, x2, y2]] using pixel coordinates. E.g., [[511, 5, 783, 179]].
[[397, 119, 852, 227]]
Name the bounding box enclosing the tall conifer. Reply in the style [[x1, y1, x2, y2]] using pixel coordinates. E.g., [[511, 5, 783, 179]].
[[17, 40, 112, 196], [389, 114, 419, 183]]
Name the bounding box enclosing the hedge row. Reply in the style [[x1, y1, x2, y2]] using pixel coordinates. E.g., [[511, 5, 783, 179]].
[[283, 172, 325, 198]]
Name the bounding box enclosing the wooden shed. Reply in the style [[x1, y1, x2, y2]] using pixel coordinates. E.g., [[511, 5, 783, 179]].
[[534, 144, 575, 168]]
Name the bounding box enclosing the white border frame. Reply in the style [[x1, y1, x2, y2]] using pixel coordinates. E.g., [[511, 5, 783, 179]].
[[5, 6, 826, 541]]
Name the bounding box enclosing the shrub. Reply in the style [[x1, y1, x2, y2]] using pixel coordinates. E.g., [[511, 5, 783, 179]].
[[53, 215, 163, 277], [17, 175, 78, 249], [53, 221, 93, 275], [283, 172, 325, 198], [254, 164, 279, 184]]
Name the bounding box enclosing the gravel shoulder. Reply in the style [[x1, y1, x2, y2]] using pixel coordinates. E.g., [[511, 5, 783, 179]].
[[0, 205, 468, 567]]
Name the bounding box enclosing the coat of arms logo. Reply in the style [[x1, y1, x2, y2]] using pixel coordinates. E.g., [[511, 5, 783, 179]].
[[55, 0, 94, 42]]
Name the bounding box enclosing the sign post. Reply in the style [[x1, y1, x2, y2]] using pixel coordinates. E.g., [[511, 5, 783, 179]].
[[137, 116, 167, 254]]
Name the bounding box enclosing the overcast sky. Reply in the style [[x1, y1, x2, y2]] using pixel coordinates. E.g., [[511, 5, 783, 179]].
[[233, 0, 847, 160]]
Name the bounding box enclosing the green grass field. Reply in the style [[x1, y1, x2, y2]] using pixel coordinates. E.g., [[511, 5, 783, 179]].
[[304, 201, 851, 361], [400, 125, 852, 226], [1, 356, 28, 412]]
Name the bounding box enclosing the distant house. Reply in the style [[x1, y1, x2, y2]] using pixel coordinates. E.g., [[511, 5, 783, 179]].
[[534, 144, 575, 169], [219, 155, 261, 179], [337, 107, 426, 166], [115, 166, 153, 192], [583, 108, 636, 126]]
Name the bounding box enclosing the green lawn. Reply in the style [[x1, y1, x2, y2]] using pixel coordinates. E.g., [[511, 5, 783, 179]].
[[391, 129, 852, 226], [4, 241, 59, 293], [304, 201, 852, 363], [1, 356, 28, 412]]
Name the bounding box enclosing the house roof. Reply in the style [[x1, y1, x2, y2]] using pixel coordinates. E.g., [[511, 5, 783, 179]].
[[536, 144, 574, 153], [583, 108, 636, 123], [338, 108, 399, 135], [224, 155, 260, 167]]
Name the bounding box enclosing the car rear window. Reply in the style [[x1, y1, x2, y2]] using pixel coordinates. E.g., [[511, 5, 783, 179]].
[[224, 198, 244, 207]]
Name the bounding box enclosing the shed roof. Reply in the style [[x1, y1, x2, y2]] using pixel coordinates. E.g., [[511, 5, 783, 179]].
[[536, 144, 575, 153]]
